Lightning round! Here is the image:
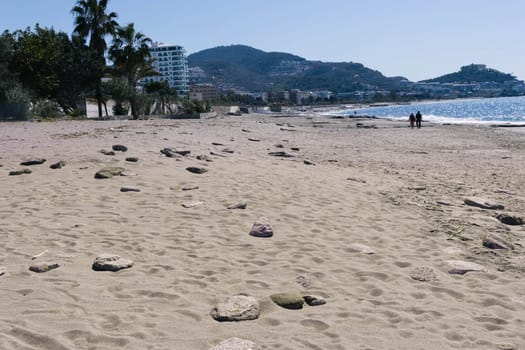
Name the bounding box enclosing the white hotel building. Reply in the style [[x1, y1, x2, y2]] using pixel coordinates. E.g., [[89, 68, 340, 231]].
[[142, 43, 189, 95]]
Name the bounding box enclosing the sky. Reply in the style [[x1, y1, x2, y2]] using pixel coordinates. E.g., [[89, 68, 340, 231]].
[[2, 0, 525, 82]]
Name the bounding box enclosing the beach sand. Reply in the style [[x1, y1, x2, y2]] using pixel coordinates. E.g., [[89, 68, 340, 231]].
[[0, 114, 524, 349]]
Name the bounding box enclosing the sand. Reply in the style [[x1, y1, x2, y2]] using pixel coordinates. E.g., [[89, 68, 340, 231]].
[[0, 113, 524, 350]]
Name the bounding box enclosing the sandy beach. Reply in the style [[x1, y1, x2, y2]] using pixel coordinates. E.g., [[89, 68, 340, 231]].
[[0, 113, 524, 350]]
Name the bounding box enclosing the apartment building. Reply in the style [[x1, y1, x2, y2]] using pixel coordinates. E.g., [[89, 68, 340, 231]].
[[142, 43, 189, 95]]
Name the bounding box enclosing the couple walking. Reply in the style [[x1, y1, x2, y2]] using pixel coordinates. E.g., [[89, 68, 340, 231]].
[[409, 111, 422, 129]]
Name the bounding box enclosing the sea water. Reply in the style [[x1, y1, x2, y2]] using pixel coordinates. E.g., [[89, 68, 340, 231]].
[[336, 96, 525, 124]]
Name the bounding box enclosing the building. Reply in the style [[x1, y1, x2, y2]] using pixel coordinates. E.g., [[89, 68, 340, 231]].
[[189, 84, 220, 102], [142, 42, 189, 95]]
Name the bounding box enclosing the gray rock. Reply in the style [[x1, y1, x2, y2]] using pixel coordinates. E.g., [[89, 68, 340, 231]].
[[20, 158, 46, 166], [268, 151, 294, 158], [212, 142, 224, 146], [9, 169, 32, 176], [94, 166, 125, 179], [248, 138, 260, 142], [227, 202, 247, 210], [112, 144, 128, 152], [50, 161, 65, 169], [210, 151, 226, 157], [274, 144, 284, 148], [210, 294, 260, 322], [181, 185, 199, 191], [29, 262, 59, 273], [436, 200, 452, 206], [447, 260, 485, 275], [92, 254, 133, 272], [100, 149, 115, 156], [209, 337, 259, 350], [303, 159, 314, 165], [270, 293, 305, 309], [160, 148, 180, 158], [464, 197, 504, 210], [410, 266, 439, 282], [120, 187, 140, 192], [125, 157, 139, 162], [249, 217, 273, 238], [0, 266, 6, 276], [222, 148, 235, 154], [291, 147, 300, 151], [346, 177, 366, 183], [181, 201, 203, 208], [496, 213, 523, 225], [303, 295, 326, 306], [174, 149, 191, 156], [482, 234, 513, 250], [186, 166, 207, 174], [197, 154, 212, 162]]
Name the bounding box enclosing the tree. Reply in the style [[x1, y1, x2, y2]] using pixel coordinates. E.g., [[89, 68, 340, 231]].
[[109, 23, 157, 118], [144, 80, 177, 115], [71, 0, 118, 118]]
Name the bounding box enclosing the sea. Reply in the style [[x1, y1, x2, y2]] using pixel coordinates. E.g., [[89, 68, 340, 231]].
[[335, 96, 525, 124]]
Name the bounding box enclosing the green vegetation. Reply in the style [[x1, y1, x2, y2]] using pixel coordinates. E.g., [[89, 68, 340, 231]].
[[422, 64, 518, 84]]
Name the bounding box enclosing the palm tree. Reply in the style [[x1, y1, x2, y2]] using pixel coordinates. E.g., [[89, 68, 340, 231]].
[[71, 0, 118, 118], [109, 23, 158, 118]]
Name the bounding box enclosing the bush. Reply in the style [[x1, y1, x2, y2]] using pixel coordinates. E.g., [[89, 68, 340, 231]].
[[31, 99, 64, 119], [0, 83, 31, 120]]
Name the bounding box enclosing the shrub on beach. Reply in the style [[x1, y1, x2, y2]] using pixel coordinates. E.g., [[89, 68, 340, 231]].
[[30, 99, 64, 119]]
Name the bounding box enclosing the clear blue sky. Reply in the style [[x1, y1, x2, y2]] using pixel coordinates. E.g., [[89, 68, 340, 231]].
[[2, 0, 525, 82]]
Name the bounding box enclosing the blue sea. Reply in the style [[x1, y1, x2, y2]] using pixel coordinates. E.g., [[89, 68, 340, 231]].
[[336, 96, 525, 124]]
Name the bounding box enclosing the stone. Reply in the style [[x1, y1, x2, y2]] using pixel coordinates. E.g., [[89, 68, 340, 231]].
[[20, 158, 46, 166], [9, 169, 32, 176], [248, 138, 260, 142], [303, 159, 314, 165], [210, 294, 260, 322], [50, 161, 65, 169], [181, 185, 199, 191], [410, 266, 439, 282], [120, 187, 140, 192], [227, 202, 247, 210], [174, 149, 191, 156], [100, 150, 115, 156], [274, 144, 284, 148], [210, 151, 226, 157], [209, 337, 259, 350], [0, 266, 6, 276], [291, 147, 300, 151], [29, 262, 59, 273], [270, 293, 305, 310], [125, 157, 139, 162], [212, 142, 224, 146], [496, 213, 523, 225], [95, 166, 125, 179], [436, 200, 452, 206], [186, 166, 207, 174], [482, 234, 513, 250], [112, 144, 128, 152], [92, 254, 133, 272], [346, 243, 375, 254], [241, 129, 251, 133], [249, 217, 273, 238], [268, 151, 294, 158], [303, 295, 326, 306], [446, 260, 485, 275], [347, 177, 366, 183], [197, 154, 212, 162], [160, 148, 180, 158], [464, 197, 504, 210], [222, 148, 235, 154], [181, 201, 203, 208]]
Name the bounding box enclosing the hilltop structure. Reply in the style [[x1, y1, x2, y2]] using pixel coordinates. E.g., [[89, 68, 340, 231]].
[[142, 42, 189, 95]]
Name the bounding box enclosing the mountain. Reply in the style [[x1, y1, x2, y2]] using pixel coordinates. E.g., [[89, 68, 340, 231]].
[[422, 64, 518, 84], [187, 45, 406, 92]]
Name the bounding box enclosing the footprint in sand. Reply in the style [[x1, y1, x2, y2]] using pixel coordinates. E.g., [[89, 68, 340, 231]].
[[300, 319, 330, 331]]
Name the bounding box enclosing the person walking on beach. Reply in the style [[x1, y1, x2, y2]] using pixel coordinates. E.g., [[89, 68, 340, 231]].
[[409, 113, 416, 129], [415, 111, 422, 129]]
